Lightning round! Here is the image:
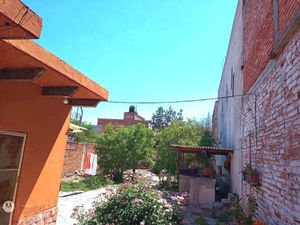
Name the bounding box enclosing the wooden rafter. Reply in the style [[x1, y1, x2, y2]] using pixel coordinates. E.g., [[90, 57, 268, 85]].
[[68, 98, 100, 107], [42, 86, 78, 97], [0, 68, 45, 81]]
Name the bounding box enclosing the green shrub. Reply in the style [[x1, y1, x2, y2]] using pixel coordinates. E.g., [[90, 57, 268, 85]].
[[61, 180, 90, 192], [216, 210, 233, 225], [194, 215, 209, 225], [86, 175, 113, 190], [60, 175, 112, 192], [79, 185, 184, 225]]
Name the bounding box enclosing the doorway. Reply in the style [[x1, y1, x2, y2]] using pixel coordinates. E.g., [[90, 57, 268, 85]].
[[0, 131, 26, 225]]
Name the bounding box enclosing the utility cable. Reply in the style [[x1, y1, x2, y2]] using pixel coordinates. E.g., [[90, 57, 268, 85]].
[[103, 93, 250, 105]]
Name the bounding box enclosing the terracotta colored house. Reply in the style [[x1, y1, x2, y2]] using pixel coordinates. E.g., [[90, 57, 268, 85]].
[[96, 106, 148, 132], [0, 1, 108, 225], [214, 0, 300, 224]]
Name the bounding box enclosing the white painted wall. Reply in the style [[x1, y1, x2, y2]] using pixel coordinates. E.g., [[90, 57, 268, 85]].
[[216, 0, 243, 196]]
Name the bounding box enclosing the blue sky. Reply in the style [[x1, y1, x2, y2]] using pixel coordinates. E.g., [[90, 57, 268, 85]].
[[23, 0, 238, 124]]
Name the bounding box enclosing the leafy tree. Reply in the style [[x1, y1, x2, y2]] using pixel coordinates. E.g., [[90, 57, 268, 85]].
[[151, 106, 183, 131], [199, 129, 218, 147], [153, 120, 200, 174], [96, 124, 155, 181], [126, 124, 155, 174], [197, 113, 218, 147], [198, 112, 212, 129], [70, 119, 98, 143]]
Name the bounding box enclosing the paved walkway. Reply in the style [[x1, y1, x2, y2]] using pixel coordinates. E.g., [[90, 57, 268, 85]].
[[56, 171, 220, 225], [56, 187, 115, 225]]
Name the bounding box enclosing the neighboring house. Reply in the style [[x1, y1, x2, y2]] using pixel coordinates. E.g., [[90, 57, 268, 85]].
[[0, 1, 108, 225], [96, 105, 148, 132], [214, 0, 300, 224]]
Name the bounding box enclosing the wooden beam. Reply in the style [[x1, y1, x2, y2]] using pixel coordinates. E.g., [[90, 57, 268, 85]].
[[0, 0, 43, 39], [68, 98, 100, 107], [42, 86, 78, 97], [0, 68, 45, 80]]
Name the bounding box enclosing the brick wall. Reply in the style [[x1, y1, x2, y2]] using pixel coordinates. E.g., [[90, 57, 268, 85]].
[[241, 27, 300, 224], [17, 206, 57, 225], [243, 0, 275, 93], [243, 0, 300, 93], [62, 142, 95, 176], [278, 0, 299, 33]]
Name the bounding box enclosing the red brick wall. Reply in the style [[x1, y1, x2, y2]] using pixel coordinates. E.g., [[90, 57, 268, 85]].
[[17, 206, 57, 225], [243, 0, 275, 93], [243, 1, 300, 93], [278, 0, 299, 33], [241, 28, 300, 224], [62, 142, 95, 176]]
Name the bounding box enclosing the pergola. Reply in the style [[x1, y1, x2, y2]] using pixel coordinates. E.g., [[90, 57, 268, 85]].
[[171, 145, 234, 173]]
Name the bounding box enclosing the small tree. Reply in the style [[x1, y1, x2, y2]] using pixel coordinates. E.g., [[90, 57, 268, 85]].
[[96, 124, 154, 182], [151, 106, 183, 131], [199, 129, 218, 147], [154, 120, 200, 174], [126, 124, 155, 174], [70, 118, 98, 143]]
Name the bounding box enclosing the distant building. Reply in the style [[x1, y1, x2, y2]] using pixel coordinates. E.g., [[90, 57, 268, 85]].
[[96, 106, 148, 132]]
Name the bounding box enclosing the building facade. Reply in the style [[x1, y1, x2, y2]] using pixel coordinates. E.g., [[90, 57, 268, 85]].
[[0, 1, 108, 225], [215, 0, 244, 196], [97, 106, 148, 132], [215, 0, 300, 224]]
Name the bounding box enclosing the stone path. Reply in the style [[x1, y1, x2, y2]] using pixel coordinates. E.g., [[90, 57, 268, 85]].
[[56, 186, 115, 225], [56, 169, 158, 225], [56, 171, 221, 225]]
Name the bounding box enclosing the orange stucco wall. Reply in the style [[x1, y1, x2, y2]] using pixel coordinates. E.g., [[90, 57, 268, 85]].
[[0, 81, 71, 223]]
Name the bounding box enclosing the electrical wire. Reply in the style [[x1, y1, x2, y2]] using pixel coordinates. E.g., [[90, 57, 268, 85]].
[[103, 93, 250, 104]]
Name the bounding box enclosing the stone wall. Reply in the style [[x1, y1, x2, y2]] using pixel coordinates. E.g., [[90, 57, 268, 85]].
[[241, 28, 300, 224], [62, 142, 95, 177], [17, 206, 57, 225]]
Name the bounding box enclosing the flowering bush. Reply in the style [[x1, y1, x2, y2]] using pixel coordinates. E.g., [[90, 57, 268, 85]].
[[78, 184, 184, 225]]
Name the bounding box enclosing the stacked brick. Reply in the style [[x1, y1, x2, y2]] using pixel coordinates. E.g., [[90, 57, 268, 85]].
[[278, 0, 299, 33], [17, 206, 58, 225], [243, 0, 275, 93], [242, 1, 300, 224], [62, 142, 95, 176]]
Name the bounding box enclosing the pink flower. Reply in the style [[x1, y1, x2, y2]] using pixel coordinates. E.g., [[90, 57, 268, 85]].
[[183, 219, 189, 224]]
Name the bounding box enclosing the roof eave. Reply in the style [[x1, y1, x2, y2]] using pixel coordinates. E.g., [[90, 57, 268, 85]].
[[0, 0, 42, 39]]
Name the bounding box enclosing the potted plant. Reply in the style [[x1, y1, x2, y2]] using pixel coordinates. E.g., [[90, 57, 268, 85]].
[[242, 164, 260, 185], [201, 156, 213, 177], [249, 170, 259, 185], [253, 219, 265, 225]]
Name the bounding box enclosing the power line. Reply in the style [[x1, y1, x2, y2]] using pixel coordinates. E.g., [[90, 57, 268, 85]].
[[103, 93, 251, 105]]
